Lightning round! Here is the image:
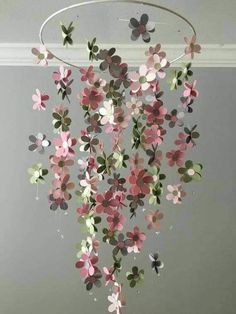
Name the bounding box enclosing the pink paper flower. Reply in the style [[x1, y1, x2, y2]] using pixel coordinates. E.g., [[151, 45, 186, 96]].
[[32, 89, 49, 111], [53, 131, 77, 157], [145, 210, 164, 230], [166, 149, 185, 167], [52, 65, 72, 89], [146, 54, 168, 79], [128, 169, 153, 195], [80, 172, 99, 196], [108, 293, 122, 314], [50, 155, 74, 174], [143, 125, 166, 145], [31, 45, 53, 66], [77, 203, 90, 216], [144, 100, 167, 125], [79, 65, 95, 84], [174, 132, 193, 151], [52, 174, 74, 200], [126, 226, 146, 253], [129, 152, 144, 170], [184, 35, 201, 59], [145, 43, 166, 59], [166, 184, 186, 204], [114, 107, 131, 130], [75, 253, 98, 278], [183, 80, 199, 107], [107, 210, 126, 231], [128, 64, 156, 93], [103, 267, 115, 286], [80, 87, 104, 110], [95, 191, 118, 214], [126, 97, 143, 115]]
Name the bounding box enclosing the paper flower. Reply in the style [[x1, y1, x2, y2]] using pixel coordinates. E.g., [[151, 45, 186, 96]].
[[149, 252, 163, 275], [78, 211, 101, 235], [53, 131, 77, 157], [178, 160, 203, 182], [111, 63, 130, 89], [52, 65, 73, 102], [28, 163, 48, 184], [146, 148, 163, 167], [87, 37, 99, 61], [165, 109, 184, 128], [75, 253, 98, 278], [129, 64, 156, 93], [31, 45, 53, 66], [99, 100, 115, 125], [166, 184, 186, 204], [181, 62, 193, 80], [108, 173, 126, 193], [80, 87, 104, 110], [107, 211, 126, 232], [174, 132, 193, 151], [128, 169, 153, 195], [146, 54, 168, 79], [32, 89, 49, 111], [143, 125, 166, 146], [103, 267, 115, 286], [145, 43, 166, 58], [184, 35, 201, 59], [49, 194, 68, 211], [110, 233, 132, 256], [50, 155, 74, 174], [129, 152, 144, 170], [97, 48, 121, 73], [182, 80, 199, 107], [168, 70, 182, 90], [52, 105, 71, 132], [52, 173, 74, 200], [129, 13, 155, 43], [28, 133, 50, 153], [184, 125, 200, 145], [84, 267, 102, 290], [145, 209, 164, 230], [126, 226, 146, 253], [61, 21, 74, 46], [108, 293, 122, 313], [144, 100, 167, 125], [166, 149, 185, 167], [95, 191, 118, 214], [80, 172, 99, 197], [126, 266, 144, 287], [126, 97, 142, 115]]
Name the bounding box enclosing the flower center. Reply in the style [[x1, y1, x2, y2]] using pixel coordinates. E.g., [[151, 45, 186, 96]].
[[139, 76, 147, 84], [138, 24, 146, 34], [61, 183, 67, 191], [133, 234, 139, 241], [118, 241, 125, 248], [62, 141, 68, 149], [187, 168, 195, 176], [58, 160, 65, 167], [38, 53, 45, 60]]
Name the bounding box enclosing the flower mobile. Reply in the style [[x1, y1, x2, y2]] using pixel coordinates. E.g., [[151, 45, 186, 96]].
[[28, 6, 202, 314]]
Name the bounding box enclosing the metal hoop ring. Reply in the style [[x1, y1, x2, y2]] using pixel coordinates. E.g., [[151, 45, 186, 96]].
[[39, 0, 196, 68]]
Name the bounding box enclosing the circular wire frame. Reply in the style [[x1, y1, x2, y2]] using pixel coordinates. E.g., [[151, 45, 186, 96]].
[[39, 0, 197, 68]]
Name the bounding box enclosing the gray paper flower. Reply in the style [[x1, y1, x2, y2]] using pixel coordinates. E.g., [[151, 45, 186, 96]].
[[129, 14, 155, 43], [28, 133, 51, 154]]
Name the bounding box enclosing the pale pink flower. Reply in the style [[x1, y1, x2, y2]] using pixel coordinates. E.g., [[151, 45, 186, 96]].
[[114, 107, 131, 130], [126, 97, 142, 115], [184, 35, 201, 59], [31, 45, 53, 66], [52, 174, 74, 200], [52, 65, 72, 90], [75, 253, 98, 278], [103, 267, 115, 286], [108, 293, 122, 314], [143, 125, 166, 145], [99, 100, 115, 125], [80, 172, 99, 196], [146, 54, 168, 79], [166, 184, 186, 204], [79, 65, 95, 83], [128, 64, 156, 93], [53, 131, 77, 157], [145, 210, 164, 230], [32, 89, 49, 110], [174, 132, 193, 151], [183, 80, 199, 106], [50, 155, 74, 174], [166, 149, 185, 167]]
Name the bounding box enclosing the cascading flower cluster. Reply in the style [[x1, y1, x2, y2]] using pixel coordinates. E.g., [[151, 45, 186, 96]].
[[28, 16, 202, 313]]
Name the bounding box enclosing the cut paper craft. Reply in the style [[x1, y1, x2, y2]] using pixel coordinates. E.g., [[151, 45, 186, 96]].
[[29, 14, 203, 313]]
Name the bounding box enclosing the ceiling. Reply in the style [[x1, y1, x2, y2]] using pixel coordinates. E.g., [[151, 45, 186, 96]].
[[0, 0, 236, 44]]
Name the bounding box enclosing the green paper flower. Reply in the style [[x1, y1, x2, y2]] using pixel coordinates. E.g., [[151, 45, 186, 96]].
[[112, 150, 129, 169], [87, 37, 99, 61], [52, 109, 71, 132], [27, 163, 48, 184], [168, 70, 182, 90], [126, 266, 144, 288], [178, 160, 203, 183], [78, 212, 101, 235], [60, 21, 74, 46], [148, 167, 166, 205], [181, 62, 193, 80], [184, 125, 200, 145], [97, 152, 114, 175]]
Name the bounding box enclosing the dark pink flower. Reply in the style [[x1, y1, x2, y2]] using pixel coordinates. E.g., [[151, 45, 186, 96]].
[[79, 65, 95, 83], [53, 131, 77, 157], [126, 226, 146, 253], [144, 100, 167, 125], [184, 35, 201, 59], [95, 191, 118, 214], [143, 125, 166, 145], [183, 80, 199, 107], [107, 211, 126, 231], [52, 174, 74, 200], [166, 149, 185, 167], [52, 65, 72, 90], [145, 210, 164, 230], [75, 253, 98, 278], [128, 169, 153, 195], [77, 203, 90, 216], [80, 87, 104, 110]]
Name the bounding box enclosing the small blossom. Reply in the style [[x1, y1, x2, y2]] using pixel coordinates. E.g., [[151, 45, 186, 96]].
[[128, 64, 156, 94], [31, 45, 53, 66], [128, 169, 153, 195], [80, 87, 104, 110], [52, 173, 74, 200], [99, 100, 115, 125], [32, 89, 49, 111], [103, 267, 115, 286], [184, 35, 201, 59], [75, 253, 98, 278], [166, 149, 185, 167], [28, 133, 50, 154], [145, 209, 164, 230], [143, 125, 166, 146], [95, 191, 118, 214], [144, 100, 167, 125], [126, 97, 142, 115], [166, 184, 186, 204], [53, 131, 77, 157], [126, 226, 146, 253], [107, 211, 126, 232], [129, 14, 155, 43]]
